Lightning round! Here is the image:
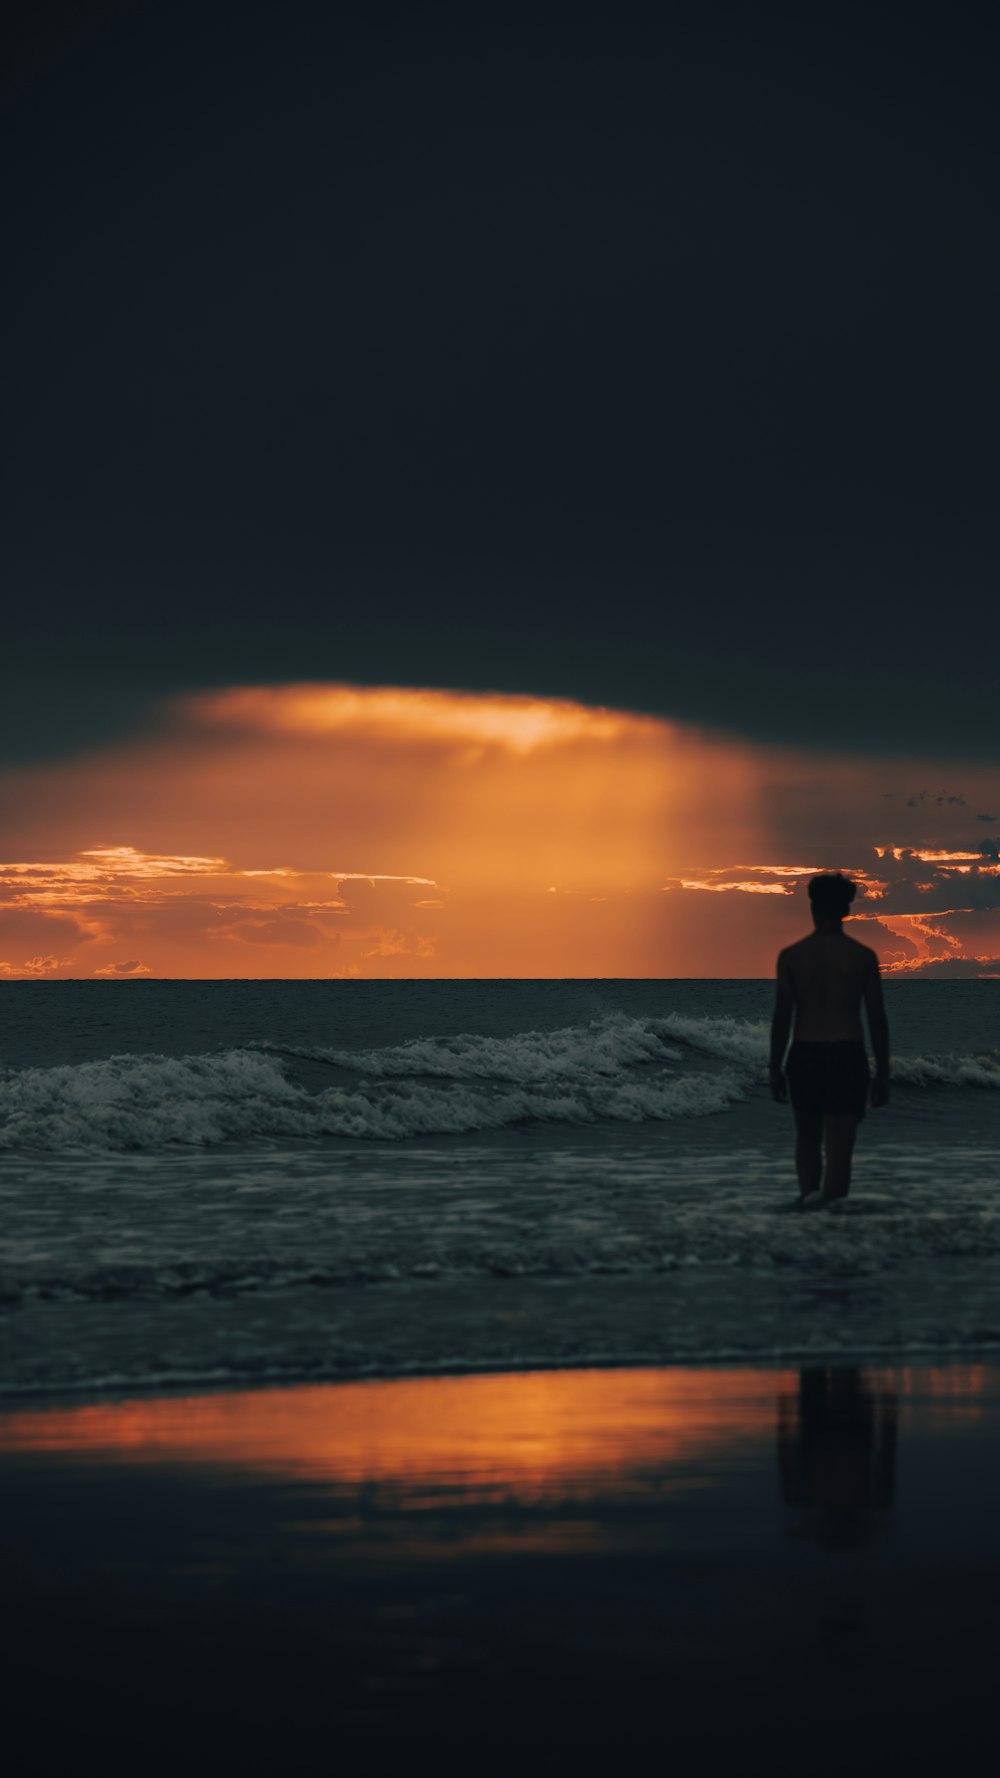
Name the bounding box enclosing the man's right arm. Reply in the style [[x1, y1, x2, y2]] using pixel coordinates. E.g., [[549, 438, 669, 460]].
[[863, 954, 890, 1106]]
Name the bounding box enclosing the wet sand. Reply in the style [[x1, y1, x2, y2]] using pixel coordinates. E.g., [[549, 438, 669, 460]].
[[2, 1363, 998, 1775]]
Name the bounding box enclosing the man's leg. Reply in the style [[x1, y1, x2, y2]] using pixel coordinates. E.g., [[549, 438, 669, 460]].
[[822, 1114, 858, 1199], [794, 1109, 823, 1196]]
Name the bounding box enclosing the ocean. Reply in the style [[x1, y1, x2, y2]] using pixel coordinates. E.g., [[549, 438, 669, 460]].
[[2, 979, 998, 1399]]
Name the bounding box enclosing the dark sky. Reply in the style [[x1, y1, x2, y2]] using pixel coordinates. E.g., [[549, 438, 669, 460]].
[[3, 0, 998, 765]]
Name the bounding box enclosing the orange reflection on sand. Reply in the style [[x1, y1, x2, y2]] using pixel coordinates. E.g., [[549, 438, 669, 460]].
[[0, 1369, 788, 1497], [896, 1365, 991, 1420]]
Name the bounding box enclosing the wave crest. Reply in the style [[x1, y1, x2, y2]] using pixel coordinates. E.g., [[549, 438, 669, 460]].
[[1, 1013, 995, 1152]]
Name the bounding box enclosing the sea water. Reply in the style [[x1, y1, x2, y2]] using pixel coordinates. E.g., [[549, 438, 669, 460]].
[[1, 980, 998, 1397]]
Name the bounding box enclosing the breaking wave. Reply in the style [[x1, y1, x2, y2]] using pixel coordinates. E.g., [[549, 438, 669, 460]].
[[0, 1013, 996, 1152]]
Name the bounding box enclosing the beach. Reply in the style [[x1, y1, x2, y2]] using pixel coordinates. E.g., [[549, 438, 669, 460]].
[[3, 1361, 999, 1775], [7, 0, 999, 1759], [2, 979, 999, 1771]]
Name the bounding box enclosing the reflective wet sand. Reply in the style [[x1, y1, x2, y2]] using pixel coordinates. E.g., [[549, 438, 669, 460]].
[[3, 1363, 998, 1774]]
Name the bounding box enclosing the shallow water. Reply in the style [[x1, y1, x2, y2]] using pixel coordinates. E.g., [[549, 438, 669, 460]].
[[1, 980, 998, 1395]]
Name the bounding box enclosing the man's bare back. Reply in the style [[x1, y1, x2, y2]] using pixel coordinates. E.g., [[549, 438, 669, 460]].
[[777, 929, 881, 1044]]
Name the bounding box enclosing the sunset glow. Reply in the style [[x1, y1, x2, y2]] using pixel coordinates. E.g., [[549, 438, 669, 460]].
[[1, 683, 998, 978], [6, 19, 1000, 1775]]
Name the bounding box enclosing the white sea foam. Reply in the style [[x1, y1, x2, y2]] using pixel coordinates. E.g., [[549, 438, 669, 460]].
[[654, 1012, 772, 1067], [894, 1052, 1000, 1089], [4, 1136, 1000, 1309], [6, 1137, 1000, 1400], [0, 1018, 749, 1151], [294, 1012, 691, 1081], [0, 1012, 996, 1153], [0, 1049, 301, 1150]]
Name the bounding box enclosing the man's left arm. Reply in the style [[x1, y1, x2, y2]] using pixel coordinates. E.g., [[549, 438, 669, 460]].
[[769, 952, 794, 1102]]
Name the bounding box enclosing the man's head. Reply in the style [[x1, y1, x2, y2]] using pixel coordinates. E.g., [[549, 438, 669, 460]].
[[808, 872, 857, 923]]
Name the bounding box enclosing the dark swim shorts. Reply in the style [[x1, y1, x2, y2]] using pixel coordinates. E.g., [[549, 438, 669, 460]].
[[785, 1041, 871, 1121]]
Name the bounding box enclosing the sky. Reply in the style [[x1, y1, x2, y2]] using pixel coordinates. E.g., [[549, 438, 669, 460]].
[[2, 1, 998, 978]]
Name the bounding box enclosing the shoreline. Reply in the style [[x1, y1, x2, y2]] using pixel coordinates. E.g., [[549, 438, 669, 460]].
[[5, 1336, 1000, 1412]]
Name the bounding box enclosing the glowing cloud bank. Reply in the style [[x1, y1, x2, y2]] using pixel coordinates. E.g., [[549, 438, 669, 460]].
[[0, 684, 997, 977]]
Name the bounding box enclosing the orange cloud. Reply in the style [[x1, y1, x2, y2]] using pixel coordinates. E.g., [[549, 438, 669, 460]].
[[674, 879, 798, 895], [910, 850, 983, 863], [193, 684, 644, 755], [1, 684, 998, 977], [666, 863, 884, 899], [0, 953, 63, 977], [18, 684, 770, 886]]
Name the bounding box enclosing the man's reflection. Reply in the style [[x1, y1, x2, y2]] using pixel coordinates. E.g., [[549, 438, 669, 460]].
[[778, 1366, 896, 1548]]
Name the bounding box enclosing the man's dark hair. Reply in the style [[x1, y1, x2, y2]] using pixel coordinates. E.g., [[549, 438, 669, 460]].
[[808, 872, 857, 919]]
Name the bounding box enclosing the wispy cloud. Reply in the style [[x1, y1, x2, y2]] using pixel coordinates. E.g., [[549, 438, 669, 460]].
[[666, 864, 830, 896], [0, 848, 229, 906], [0, 954, 63, 977], [670, 847, 1000, 976], [0, 844, 449, 979]]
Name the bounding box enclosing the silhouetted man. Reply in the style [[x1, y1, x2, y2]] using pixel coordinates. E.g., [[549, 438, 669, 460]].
[[770, 873, 890, 1208]]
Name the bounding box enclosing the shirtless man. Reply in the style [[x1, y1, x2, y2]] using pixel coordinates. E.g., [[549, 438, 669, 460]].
[[770, 873, 890, 1208]]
